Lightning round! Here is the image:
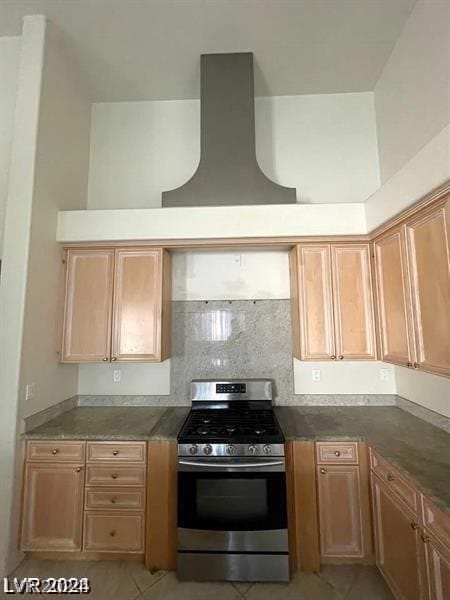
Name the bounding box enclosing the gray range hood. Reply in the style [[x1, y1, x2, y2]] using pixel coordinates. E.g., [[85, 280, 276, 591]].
[[162, 52, 296, 207]]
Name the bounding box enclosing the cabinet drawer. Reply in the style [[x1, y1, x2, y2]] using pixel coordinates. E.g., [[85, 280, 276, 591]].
[[87, 442, 146, 463], [85, 488, 145, 511], [85, 465, 146, 487], [422, 497, 450, 550], [83, 512, 144, 552], [27, 441, 85, 463], [316, 442, 359, 464], [370, 449, 419, 515]]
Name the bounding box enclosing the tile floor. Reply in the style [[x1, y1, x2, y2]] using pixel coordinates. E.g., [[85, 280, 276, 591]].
[[2, 559, 395, 599]]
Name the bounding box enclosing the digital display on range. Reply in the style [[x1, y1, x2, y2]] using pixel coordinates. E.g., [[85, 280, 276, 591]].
[[216, 383, 246, 394]]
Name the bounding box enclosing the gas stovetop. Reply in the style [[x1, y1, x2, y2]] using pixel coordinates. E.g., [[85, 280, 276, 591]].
[[177, 379, 285, 457]]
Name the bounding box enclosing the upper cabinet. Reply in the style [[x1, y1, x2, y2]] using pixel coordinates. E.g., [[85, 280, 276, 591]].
[[374, 198, 449, 377], [61, 248, 171, 363], [290, 243, 376, 361]]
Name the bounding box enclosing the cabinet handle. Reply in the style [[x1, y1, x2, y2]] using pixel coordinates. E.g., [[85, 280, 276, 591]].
[[75, 467, 82, 472], [330, 355, 336, 360], [407, 362, 412, 367], [320, 468, 327, 474], [387, 474, 395, 482], [338, 355, 344, 360], [112, 450, 119, 456], [334, 451, 341, 457], [414, 363, 420, 369], [111, 473, 118, 480], [421, 534, 430, 544], [102, 357, 108, 361], [410, 522, 419, 530], [111, 357, 117, 362], [110, 530, 116, 537], [51, 449, 59, 455], [111, 497, 117, 504]]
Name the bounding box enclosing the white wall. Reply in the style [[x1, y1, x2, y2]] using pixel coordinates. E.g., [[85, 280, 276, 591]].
[[395, 367, 450, 418], [374, 0, 450, 184], [293, 361, 396, 395], [87, 92, 380, 208], [0, 36, 21, 257], [0, 17, 92, 576]]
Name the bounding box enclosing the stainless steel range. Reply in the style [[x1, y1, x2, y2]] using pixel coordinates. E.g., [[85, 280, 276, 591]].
[[177, 379, 288, 582]]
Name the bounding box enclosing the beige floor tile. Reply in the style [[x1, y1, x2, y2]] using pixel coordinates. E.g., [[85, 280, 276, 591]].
[[140, 572, 241, 600], [319, 565, 360, 599], [245, 572, 339, 600], [346, 565, 395, 600], [81, 560, 140, 600], [125, 562, 167, 593], [231, 581, 254, 595]]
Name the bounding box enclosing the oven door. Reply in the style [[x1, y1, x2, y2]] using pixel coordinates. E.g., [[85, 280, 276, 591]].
[[177, 458, 288, 553]]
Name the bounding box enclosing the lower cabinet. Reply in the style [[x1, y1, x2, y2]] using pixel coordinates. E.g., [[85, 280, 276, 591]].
[[423, 533, 450, 600], [371, 472, 425, 600], [316, 442, 372, 562], [21, 462, 85, 551]]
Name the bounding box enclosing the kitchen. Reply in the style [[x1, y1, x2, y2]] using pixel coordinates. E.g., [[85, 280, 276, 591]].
[[0, 1, 449, 599]]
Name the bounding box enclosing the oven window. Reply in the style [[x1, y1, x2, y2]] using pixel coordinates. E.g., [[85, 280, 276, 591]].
[[178, 472, 287, 531]]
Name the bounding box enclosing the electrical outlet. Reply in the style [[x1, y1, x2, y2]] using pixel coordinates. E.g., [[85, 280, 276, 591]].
[[379, 368, 389, 381], [113, 369, 121, 383], [25, 383, 36, 401], [312, 369, 321, 382]]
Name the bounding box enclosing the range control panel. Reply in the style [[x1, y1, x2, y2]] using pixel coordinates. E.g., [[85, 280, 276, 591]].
[[216, 383, 246, 394]]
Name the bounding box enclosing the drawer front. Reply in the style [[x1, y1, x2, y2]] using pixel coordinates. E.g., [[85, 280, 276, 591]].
[[316, 442, 359, 464], [370, 449, 419, 514], [422, 497, 450, 550], [83, 512, 144, 552], [87, 442, 146, 464], [85, 465, 146, 487], [85, 488, 145, 511], [27, 441, 85, 463]]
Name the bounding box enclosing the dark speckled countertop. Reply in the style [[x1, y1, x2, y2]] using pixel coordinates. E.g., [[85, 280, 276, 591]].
[[24, 404, 449, 512], [275, 406, 450, 512], [24, 406, 189, 441]]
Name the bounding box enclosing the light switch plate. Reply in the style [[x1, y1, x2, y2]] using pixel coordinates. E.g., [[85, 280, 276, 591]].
[[113, 369, 121, 383], [25, 383, 36, 401], [379, 368, 389, 381]]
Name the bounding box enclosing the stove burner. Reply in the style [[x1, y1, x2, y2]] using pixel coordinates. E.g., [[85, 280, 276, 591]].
[[226, 426, 237, 433], [201, 417, 212, 424], [255, 428, 265, 435], [197, 427, 209, 435]]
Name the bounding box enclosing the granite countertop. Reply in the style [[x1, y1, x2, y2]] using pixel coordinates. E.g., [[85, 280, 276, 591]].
[[275, 406, 450, 513], [24, 404, 449, 512], [24, 406, 189, 442]]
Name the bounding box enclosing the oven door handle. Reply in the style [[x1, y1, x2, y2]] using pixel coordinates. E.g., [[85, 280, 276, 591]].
[[178, 459, 285, 471]]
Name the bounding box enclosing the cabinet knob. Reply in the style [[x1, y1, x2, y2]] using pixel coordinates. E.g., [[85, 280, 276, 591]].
[[414, 363, 420, 369], [110, 530, 116, 537], [334, 451, 341, 457], [387, 474, 395, 482], [111, 473, 118, 480], [103, 357, 108, 362], [52, 449, 59, 455], [75, 467, 82, 472], [407, 362, 412, 367], [330, 355, 336, 360], [410, 522, 419, 530], [421, 534, 430, 544], [111, 357, 117, 362], [111, 497, 117, 504], [338, 355, 344, 360], [112, 450, 119, 456], [320, 468, 326, 474]]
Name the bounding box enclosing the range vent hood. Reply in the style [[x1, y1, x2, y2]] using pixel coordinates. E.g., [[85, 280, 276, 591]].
[[162, 52, 296, 207]]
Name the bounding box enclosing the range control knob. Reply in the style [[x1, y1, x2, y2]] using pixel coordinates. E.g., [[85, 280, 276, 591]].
[[189, 444, 198, 455], [226, 445, 236, 456], [263, 445, 272, 455], [203, 444, 213, 456], [248, 445, 259, 455]]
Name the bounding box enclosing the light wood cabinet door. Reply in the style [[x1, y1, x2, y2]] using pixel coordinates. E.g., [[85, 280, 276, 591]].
[[112, 249, 171, 361], [374, 227, 415, 366], [372, 473, 426, 600], [423, 533, 450, 600], [290, 245, 335, 360], [21, 463, 84, 551], [61, 249, 114, 362], [317, 465, 368, 559], [331, 244, 376, 360], [406, 202, 450, 377]]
